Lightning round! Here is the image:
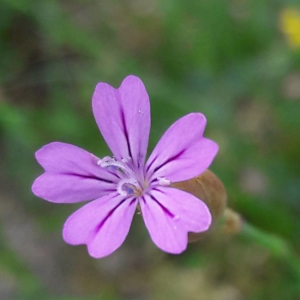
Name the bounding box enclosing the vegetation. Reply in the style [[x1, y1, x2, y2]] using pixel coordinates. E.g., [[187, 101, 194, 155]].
[[0, 0, 300, 299]]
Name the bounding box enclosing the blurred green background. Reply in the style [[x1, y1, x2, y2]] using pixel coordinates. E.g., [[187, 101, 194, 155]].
[[1, 0, 300, 299]]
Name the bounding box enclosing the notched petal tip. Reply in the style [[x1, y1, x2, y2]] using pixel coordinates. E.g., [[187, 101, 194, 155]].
[[188, 112, 207, 125], [162, 242, 188, 255], [146, 111, 216, 182], [203, 139, 220, 166], [62, 195, 137, 259], [31, 174, 60, 203], [140, 187, 212, 254], [62, 234, 78, 247], [31, 176, 42, 198], [191, 202, 213, 234], [93, 82, 116, 94], [87, 246, 102, 259], [34, 141, 58, 166], [62, 216, 82, 246], [181, 112, 207, 134], [93, 75, 144, 95], [92, 74, 150, 164], [31, 174, 61, 203], [211, 139, 220, 154], [120, 74, 145, 87], [86, 243, 117, 259]]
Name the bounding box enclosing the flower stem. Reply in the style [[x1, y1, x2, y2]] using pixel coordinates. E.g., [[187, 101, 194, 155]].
[[223, 208, 300, 283], [241, 221, 300, 280]]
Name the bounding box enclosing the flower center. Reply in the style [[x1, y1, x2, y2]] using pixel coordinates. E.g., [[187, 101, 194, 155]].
[[97, 156, 143, 196], [117, 178, 141, 197], [97, 156, 170, 197]]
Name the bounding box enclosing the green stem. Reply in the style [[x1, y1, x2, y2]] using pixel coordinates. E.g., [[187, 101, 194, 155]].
[[241, 221, 300, 280]]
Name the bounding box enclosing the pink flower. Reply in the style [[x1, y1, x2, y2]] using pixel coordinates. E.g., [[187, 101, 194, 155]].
[[32, 75, 218, 258]]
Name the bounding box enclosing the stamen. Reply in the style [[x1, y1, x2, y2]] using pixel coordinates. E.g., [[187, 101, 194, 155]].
[[121, 157, 132, 163], [117, 178, 140, 196], [157, 177, 170, 186], [97, 156, 115, 167], [97, 156, 133, 177], [97, 155, 143, 196]]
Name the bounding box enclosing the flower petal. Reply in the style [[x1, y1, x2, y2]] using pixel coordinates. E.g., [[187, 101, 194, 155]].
[[32, 173, 116, 203], [92, 75, 150, 167], [139, 187, 211, 254], [35, 142, 117, 180], [32, 142, 118, 203], [63, 193, 137, 258], [146, 113, 218, 182]]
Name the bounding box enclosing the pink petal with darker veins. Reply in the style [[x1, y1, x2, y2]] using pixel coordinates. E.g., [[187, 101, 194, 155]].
[[35, 142, 117, 181], [32, 142, 118, 203], [63, 193, 137, 258], [146, 113, 218, 182], [92, 75, 151, 167], [139, 187, 211, 254], [32, 173, 116, 203]]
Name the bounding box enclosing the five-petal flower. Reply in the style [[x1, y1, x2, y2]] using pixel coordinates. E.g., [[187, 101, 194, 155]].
[[32, 75, 219, 258]]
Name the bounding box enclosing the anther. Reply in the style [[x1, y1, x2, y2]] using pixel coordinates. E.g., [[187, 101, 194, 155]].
[[97, 156, 134, 177], [117, 178, 140, 196], [158, 177, 170, 186]]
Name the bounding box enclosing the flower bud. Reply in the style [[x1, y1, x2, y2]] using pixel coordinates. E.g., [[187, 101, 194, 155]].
[[172, 170, 227, 242], [222, 208, 243, 234]]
